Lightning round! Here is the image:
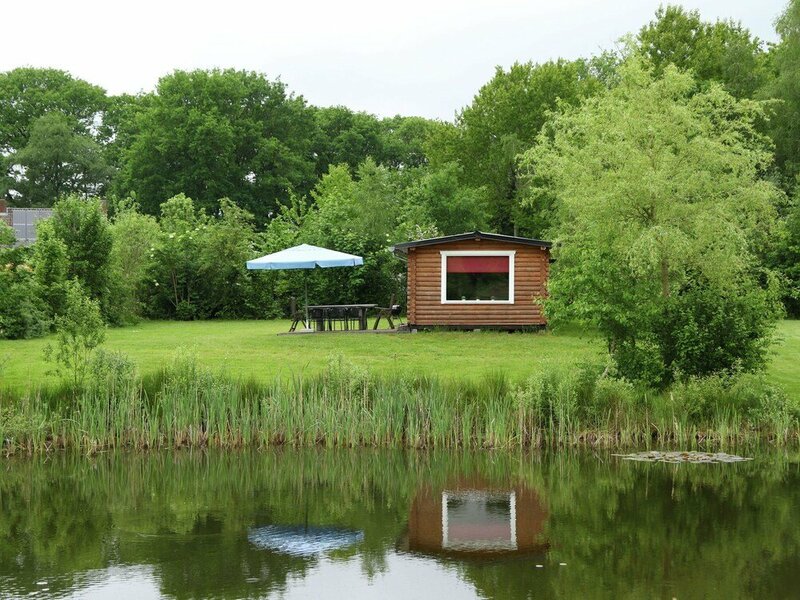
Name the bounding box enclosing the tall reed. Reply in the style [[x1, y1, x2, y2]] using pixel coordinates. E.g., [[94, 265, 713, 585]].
[[0, 352, 796, 453]]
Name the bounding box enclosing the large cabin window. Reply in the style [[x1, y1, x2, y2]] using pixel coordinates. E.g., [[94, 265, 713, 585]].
[[440, 251, 515, 304]]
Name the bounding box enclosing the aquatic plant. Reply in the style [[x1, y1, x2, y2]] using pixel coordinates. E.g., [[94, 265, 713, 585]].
[[0, 351, 796, 453]]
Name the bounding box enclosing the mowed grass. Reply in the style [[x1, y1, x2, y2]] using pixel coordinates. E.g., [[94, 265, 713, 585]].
[[0, 320, 601, 392], [0, 319, 796, 398], [768, 320, 800, 399]]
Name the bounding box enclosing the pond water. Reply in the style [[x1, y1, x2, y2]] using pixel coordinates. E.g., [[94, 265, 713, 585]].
[[1, 449, 799, 599]]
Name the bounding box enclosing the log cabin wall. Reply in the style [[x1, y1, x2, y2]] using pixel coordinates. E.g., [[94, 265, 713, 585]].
[[406, 240, 549, 327]]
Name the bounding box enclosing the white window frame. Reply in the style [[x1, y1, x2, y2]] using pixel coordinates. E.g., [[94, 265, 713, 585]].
[[441, 490, 518, 551], [440, 250, 515, 305]]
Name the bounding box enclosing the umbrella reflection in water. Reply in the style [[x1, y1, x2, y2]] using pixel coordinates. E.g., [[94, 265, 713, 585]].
[[248, 525, 364, 557]]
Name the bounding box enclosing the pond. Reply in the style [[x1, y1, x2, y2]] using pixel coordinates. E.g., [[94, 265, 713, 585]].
[[1, 449, 799, 599]]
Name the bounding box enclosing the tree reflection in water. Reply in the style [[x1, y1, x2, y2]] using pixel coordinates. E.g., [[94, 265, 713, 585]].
[[0, 449, 798, 599]]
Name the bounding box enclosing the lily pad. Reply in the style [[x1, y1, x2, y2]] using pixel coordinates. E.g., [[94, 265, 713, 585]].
[[612, 451, 753, 464]]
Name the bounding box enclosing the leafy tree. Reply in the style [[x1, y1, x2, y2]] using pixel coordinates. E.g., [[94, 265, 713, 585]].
[[11, 112, 111, 206], [43, 280, 106, 394], [771, 195, 800, 315], [197, 198, 262, 318], [0, 224, 50, 339], [31, 219, 69, 319], [430, 59, 603, 235], [145, 194, 207, 319], [50, 196, 114, 316], [521, 59, 782, 384], [379, 115, 437, 169], [766, 0, 800, 185], [97, 93, 153, 171], [0, 68, 107, 204], [312, 106, 385, 176], [106, 199, 160, 323], [312, 108, 436, 177], [0, 68, 106, 156], [115, 69, 317, 222], [400, 162, 489, 235], [266, 161, 405, 307], [638, 5, 769, 99]]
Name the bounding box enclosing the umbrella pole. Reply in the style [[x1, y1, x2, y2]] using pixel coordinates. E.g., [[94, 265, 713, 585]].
[[304, 273, 310, 329]]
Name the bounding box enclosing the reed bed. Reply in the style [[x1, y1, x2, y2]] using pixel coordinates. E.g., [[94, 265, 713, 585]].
[[1, 351, 796, 453]]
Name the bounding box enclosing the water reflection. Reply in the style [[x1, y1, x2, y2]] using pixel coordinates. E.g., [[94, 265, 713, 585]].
[[248, 525, 364, 557], [0, 449, 799, 599], [403, 482, 548, 558]]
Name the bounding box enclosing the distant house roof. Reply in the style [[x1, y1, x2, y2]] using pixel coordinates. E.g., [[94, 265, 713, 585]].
[[392, 231, 551, 255]]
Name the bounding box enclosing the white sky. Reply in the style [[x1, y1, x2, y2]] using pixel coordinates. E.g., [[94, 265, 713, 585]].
[[1, 0, 788, 121]]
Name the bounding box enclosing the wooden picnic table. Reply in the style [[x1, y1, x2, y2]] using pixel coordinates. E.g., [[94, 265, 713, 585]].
[[307, 304, 377, 331]]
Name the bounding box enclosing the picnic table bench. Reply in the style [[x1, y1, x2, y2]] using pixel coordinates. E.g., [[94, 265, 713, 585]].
[[307, 304, 377, 331]]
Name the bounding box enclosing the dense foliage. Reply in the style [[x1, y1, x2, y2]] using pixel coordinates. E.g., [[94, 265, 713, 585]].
[[521, 59, 783, 383], [0, 68, 107, 205], [0, 239, 49, 340], [768, 0, 800, 187], [638, 5, 770, 98], [426, 58, 607, 235]]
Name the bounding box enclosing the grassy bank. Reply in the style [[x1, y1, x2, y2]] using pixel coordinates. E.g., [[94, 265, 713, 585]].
[[1, 319, 798, 397], [1, 351, 796, 453], [0, 319, 602, 391]]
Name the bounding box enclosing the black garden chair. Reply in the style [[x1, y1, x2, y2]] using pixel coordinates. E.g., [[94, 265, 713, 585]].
[[373, 295, 402, 330], [327, 306, 349, 331], [346, 306, 363, 330], [288, 297, 305, 332]]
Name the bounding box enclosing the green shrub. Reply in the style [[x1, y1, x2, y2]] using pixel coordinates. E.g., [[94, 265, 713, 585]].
[[88, 349, 138, 396], [106, 199, 160, 325], [656, 280, 781, 381], [174, 300, 199, 321], [611, 339, 665, 388], [730, 374, 795, 435], [590, 376, 638, 426], [50, 196, 114, 317], [43, 281, 106, 394], [0, 268, 50, 340], [31, 219, 69, 321], [0, 403, 41, 449]]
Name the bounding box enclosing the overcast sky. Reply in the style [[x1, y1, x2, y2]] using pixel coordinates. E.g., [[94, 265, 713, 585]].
[[2, 0, 788, 121]]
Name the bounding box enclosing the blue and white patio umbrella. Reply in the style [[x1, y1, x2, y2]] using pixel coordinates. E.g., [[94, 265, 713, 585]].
[[246, 244, 364, 328]]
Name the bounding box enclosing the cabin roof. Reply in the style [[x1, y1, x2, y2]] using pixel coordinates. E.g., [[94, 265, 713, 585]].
[[392, 231, 551, 255]]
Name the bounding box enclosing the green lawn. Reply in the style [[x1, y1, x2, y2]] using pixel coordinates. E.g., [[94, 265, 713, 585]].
[[1, 319, 797, 398], [768, 320, 800, 399]]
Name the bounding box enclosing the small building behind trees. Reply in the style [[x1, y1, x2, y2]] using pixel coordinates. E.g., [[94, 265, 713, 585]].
[[0, 200, 52, 245], [393, 231, 551, 329]]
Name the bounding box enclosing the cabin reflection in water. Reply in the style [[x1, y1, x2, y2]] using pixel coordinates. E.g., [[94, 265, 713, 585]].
[[401, 481, 548, 558]]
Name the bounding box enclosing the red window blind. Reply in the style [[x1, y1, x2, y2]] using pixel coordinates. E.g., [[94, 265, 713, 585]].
[[446, 256, 509, 274]]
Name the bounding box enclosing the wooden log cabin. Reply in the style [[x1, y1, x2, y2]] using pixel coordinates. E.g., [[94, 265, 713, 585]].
[[393, 231, 551, 330]]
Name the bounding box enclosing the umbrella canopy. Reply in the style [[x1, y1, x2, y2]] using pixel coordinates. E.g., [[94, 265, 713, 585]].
[[246, 244, 363, 270], [248, 525, 365, 557]]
